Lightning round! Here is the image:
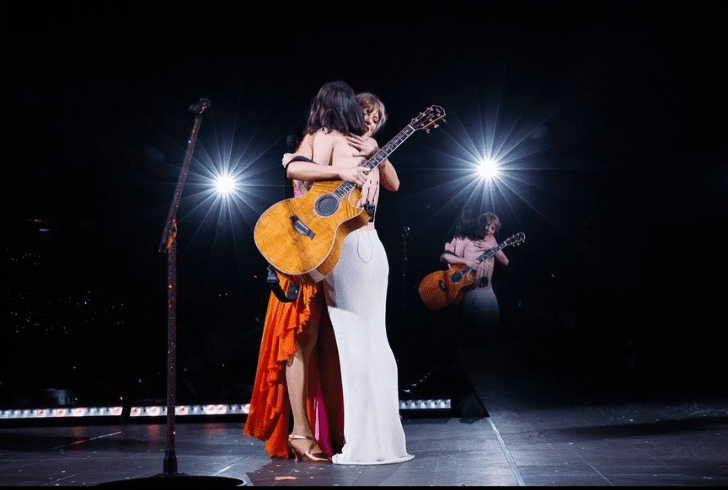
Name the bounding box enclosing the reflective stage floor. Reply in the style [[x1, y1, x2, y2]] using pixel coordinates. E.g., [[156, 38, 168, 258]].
[[1, 343, 727, 486]]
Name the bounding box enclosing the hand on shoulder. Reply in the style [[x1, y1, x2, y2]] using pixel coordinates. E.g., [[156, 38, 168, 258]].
[[345, 134, 379, 158]]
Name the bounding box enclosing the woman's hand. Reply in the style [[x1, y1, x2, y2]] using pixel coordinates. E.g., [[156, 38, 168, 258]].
[[356, 172, 378, 208], [345, 134, 379, 159], [337, 166, 370, 186], [282, 153, 295, 166]]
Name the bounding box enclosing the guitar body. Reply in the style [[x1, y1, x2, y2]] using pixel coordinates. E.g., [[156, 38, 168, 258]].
[[254, 105, 446, 285], [418, 231, 525, 310], [254, 180, 369, 284], [418, 265, 476, 310]]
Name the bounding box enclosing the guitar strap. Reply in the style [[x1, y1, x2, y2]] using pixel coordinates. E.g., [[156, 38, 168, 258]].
[[267, 264, 300, 303], [284, 155, 316, 173], [364, 203, 376, 222]]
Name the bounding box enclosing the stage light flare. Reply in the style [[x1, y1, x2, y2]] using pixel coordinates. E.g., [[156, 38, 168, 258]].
[[214, 174, 237, 195], [478, 157, 500, 181]]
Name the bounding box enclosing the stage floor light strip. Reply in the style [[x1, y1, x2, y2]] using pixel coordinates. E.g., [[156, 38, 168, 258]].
[[128, 404, 250, 417], [399, 399, 451, 410], [1, 400, 450, 421], [0, 407, 123, 419]]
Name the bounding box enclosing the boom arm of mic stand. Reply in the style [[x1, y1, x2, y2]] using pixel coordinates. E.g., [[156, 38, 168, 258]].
[[158, 99, 211, 254]]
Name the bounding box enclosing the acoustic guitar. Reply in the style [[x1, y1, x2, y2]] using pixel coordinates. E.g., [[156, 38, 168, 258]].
[[418, 232, 525, 310], [254, 105, 446, 284]]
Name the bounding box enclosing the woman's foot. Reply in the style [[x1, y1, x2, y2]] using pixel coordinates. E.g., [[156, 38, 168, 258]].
[[288, 434, 331, 463]]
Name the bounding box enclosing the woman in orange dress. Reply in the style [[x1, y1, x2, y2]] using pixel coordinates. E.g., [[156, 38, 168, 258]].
[[243, 273, 342, 460]]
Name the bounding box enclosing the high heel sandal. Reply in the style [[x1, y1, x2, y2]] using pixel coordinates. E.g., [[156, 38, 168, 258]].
[[288, 435, 332, 463]]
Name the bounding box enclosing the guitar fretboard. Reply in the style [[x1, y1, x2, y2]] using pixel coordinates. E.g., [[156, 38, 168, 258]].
[[333, 125, 416, 199], [475, 243, 506, 265], [460, 244, 505, 274]]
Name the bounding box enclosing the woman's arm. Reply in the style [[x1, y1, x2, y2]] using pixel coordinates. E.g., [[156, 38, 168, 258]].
[[440, 251, 480, 269], [440, 251, 467, 265], [441, 237, 474, 268], [286, 131, 370, 186], [485, 236, 509, 267], [281, 133, 314, 169], [494, 249, 509, 267], [379, 158, 400, 192]]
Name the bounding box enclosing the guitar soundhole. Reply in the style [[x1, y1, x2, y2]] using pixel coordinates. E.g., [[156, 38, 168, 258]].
[[315, 194, 339, 217], [451, 272, 462, 283]]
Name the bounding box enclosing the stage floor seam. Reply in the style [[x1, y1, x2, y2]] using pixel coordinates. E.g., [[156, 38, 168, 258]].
[[488, 416, 526, 486]]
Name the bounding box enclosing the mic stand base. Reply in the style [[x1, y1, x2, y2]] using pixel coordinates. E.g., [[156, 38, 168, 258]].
[[97, 475, 245, 487], [163, 449, 178, 476]]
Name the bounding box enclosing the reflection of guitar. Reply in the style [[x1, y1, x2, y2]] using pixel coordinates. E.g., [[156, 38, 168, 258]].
[[254, 105, 446, 284], [418, 232, 525, 310]]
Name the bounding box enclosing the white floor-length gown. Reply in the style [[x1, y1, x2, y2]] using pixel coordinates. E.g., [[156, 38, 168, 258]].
[[323, 228, 414, 465], [462, 286, 500, 329]]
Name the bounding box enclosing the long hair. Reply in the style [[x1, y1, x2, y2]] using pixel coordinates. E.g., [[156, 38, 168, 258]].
[[304, 81, 366, 136], [356, 92, 387, 135], [453, 206, 480, 240]]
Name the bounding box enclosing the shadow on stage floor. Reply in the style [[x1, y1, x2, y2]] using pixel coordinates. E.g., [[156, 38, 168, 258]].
[[0, 339, 726, 486]]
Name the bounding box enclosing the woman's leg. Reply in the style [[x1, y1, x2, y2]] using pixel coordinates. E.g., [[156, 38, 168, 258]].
[[285, 303, 321, 448]]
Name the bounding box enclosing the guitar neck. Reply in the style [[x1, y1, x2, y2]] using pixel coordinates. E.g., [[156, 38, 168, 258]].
[[363, 125, 415, 170], [335, 125, 416, 198], [476, 242, 506, 265]]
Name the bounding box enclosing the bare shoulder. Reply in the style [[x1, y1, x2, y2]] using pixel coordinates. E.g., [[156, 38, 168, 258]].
[[310, 130, 338, 165], [313, 129, 345, 145]]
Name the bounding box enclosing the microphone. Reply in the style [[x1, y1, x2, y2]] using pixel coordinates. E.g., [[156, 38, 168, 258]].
[[189, 98, 211, 114], [286, 134, 298, 152]]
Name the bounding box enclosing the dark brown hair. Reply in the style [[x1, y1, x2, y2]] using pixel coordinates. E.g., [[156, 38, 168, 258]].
[[304, 81, 366, 136], [453, 206, 480, 240]]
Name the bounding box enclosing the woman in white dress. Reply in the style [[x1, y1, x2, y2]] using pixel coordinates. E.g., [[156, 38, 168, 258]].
[[285, 82, 414, 465]]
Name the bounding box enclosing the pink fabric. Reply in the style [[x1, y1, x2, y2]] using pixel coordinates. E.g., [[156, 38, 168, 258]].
[[313, 378, 331, 454]]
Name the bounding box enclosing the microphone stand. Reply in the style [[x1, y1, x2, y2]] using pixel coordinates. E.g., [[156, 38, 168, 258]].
[[100, 98, 243, 486], [157, 98, 209, 478]]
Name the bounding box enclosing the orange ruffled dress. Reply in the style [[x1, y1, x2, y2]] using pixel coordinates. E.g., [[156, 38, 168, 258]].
[[243, 274, 344, 458]]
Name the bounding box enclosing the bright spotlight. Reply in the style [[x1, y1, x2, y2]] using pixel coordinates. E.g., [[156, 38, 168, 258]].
[[478, 157, 500, 181], [214, 174, 236, 195]]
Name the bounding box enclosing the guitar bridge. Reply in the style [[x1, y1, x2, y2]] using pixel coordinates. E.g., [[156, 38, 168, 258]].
[[290, 215, 315, 239]]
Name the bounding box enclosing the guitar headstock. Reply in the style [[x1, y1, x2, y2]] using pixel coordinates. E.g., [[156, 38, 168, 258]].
[[504, 232, 526, 247], [410, 105, 446, 134]]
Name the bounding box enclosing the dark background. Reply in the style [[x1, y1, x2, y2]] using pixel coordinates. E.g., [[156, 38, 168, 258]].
[[3, 1, 727, 409]]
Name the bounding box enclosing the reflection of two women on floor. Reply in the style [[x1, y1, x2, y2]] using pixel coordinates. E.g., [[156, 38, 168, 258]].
[[440, 207, 510, 336], [244, 81, 413, 465]]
